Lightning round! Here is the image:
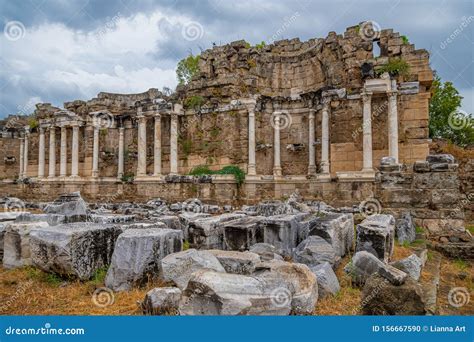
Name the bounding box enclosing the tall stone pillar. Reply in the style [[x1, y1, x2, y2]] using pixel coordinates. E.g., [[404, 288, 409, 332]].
[[60, 126, 67, 177], [362, 91, 373, 171], [137, 114, 147, 177], [308, 109, 316, 175], [321, 101, 330, 174], [92, 122, 99, 178], [388, 90, 399, 163], [117, 127, 125, 179], [273, 112, 282, 177], [153, 113, 162, 177], [19, 137, 24, 178], [37, 127, 45, 178], [23, 130, 29, 178], [169, 113, 178, 175], [71, 125, 79, 178], [247, 107, 257, 176], [48, 126, 56, 178]]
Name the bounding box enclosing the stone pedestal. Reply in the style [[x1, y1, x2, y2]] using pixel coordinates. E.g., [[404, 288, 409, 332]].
[[48, 127, 56, 178], [362, 92, 373, 172], [37, 127, 45, 178]]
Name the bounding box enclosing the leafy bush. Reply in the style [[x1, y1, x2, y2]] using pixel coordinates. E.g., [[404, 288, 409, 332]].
[[401, 35, 409, 44], [28, 118, 39, 130], [188, 165, 246, 185], [184, 95, 204, 110], [375, 58, 410, 77], [176, 54, 200, 85]]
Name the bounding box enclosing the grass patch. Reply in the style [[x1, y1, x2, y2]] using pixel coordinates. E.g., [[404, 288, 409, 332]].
[[466, 226, 474, 234], [89, 267, 108, 286], [375, 58, 410, 77], [415, 226, 424, 234], [454, 258, 468, 271]]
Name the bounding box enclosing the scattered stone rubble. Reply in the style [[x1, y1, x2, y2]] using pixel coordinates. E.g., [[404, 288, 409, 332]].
[[0, 181, 470, 315]]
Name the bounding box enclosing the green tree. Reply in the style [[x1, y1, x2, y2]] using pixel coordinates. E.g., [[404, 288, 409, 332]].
[[429, 75, 473, 147], [176, 54, 200, 85]]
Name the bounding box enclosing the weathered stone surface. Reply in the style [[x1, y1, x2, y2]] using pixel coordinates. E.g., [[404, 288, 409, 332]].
[[344, 251, 386, 285], [105, 228, 183, 291], [378, 264, 408, 285], [308, 213, 355, 257], [293, 236, 339, 267], [426, 154, 455, 164], [208, 250, 261, 274], [142, 287, 181, 315], [161, 249, 225, 289], [15, 213, 65, 226], [154, 215, 181, 230], [262, 214, 305, 256], [311, 262, 340, 298], [253, 260, 318, 314], [178, 212, 211, 241], [0, 211, 29, 222], [188, 213, 246, 249], [361, 274, 426, 315], [249, 243, 284, 261], [222, 216, 265, 251], [395, 212, 416, 244], [29, 223, 122, 280], [179, 269, 292, 315], [43, 192, 88, 222], [391, 254, 423, 281], [356, 214, 395, 262], [3, 222, 49, 268], [0, 223, 6, 262]]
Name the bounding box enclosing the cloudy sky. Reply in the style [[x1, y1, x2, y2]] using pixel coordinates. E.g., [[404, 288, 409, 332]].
[[0, 0, 472, 118]]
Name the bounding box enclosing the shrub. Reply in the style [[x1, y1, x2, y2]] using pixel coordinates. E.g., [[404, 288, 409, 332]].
[[188, 165, 246, 185], [176, 54, 200, 85], [375, 58, 410, 77]]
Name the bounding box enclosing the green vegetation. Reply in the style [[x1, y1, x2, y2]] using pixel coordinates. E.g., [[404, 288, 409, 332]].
[[375, 58, 410, 77], [184, 95, 205, 110], [183, 240, 190, 250], [255, 41, 266, 49], [415, 226, 424, 234], [454, 258, 468, 271], [89, 267, 107, 285], [28, 118, 39, 130], [176, 54, 200, 85], [467, 226, 474, 234], [401, 35, 409, 44], [121, 172, 134, 183], [188, 165, 246, 186], [25, 266, 64, 287], [100, 128, 108, 137], [429, 75, 473, 147]]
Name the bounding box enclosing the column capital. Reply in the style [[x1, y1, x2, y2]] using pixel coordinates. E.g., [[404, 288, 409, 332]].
[[309, 108, 316, 119], [387, 90, 398, 98], [361, 91, 373, 101]]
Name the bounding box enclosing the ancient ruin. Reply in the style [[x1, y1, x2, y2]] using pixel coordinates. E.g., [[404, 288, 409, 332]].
[[0, 24, 472, 316]]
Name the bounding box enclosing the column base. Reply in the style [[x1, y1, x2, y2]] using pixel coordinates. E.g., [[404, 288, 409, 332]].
[[307, 165, 317, 175], [336, 170, 376, 182], [273, 167, 282, 178]]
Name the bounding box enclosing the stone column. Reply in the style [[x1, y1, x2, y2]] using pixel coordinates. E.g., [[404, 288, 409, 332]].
[[71, 125, 79, 178], [92, 122, 99, 178], [321, 101, 330, 174], [137, 115, 147, 177], [308, 109, 316, 175], [19, 137, 24, 178], [37, 127, 45, 178], [247, 108, 257, 176], [169, 113, 178, 175], [362, 91, 373, 171], [388, 90, 399, 163], [153, 113, 162, 176], [23, 130, 29, 178], [48, 126, 56, 178], [273, 112, 282, 177], [60, 126, 67, 177], [117, 127, 125, 179]]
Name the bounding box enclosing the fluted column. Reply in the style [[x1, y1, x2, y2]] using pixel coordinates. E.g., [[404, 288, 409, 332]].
[[117, 127, 124, 179], [169, 113, 178, 175], [247, 108, 257, 176], [273, 112, 282, 177], [71, 125, 79, 178], [48, 126, 56, 178], [37, 127, 45, 178], [321, 101, 330, 174], [362, 91, 373, 171], [308, 109, 316, 175], [388, 90, 399, 163], [19, 137, 24, 178], [92, 122, 99, 178], [59, 126, 67, 177], [153, 113, 162, 176], [137, 115, 147, 177], [23, 130, 29, 178]]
